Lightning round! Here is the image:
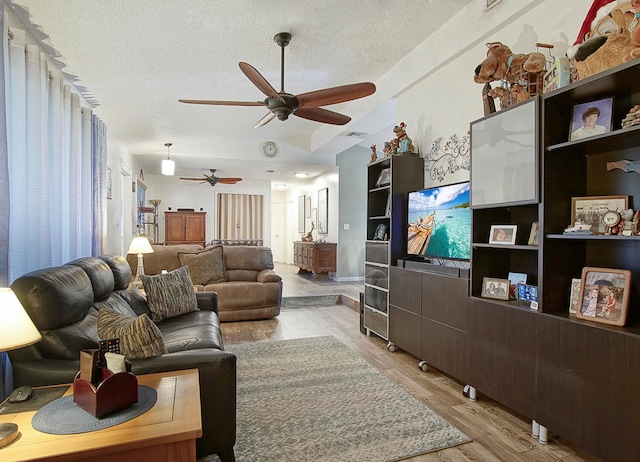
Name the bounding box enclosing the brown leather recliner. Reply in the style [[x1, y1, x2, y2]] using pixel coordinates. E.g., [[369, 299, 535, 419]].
[[9, 255, 236, 462]]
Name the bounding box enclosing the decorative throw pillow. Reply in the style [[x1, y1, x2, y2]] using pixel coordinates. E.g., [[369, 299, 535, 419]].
[[177, 245, 226, 285], [140, 266, 199, 322], [97, 308, 167, 359]]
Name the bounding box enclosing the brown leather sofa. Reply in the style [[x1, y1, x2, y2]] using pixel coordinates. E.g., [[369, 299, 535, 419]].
[[128, 245, 282, 322], [9, 255, 236, 461]]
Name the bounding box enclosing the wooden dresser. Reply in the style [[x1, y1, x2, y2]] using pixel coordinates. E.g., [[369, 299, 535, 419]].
[[293, 242, 336, 275], [165, 211, 206, 246]]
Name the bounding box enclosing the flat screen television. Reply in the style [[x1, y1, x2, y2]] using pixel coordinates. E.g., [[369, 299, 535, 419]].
[[406, 181, 471, 261]]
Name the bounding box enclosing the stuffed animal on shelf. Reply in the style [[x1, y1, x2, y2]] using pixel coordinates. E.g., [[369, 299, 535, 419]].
[[392, 122, 415, 154], [473, 42, 546, 85], [370, 144, 378, 163], [568, 0, 640, 79]]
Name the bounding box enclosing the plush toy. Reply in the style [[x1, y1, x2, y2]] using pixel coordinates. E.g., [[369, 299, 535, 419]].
[[626, 0, 640, 61], [569, 0, 640, 79], [473, 42, 546, 84], [392, 122, 415, 154]]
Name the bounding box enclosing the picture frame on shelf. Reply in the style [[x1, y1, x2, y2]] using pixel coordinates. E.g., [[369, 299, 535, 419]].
[[481, 277, 510, 301], [569, 97, 613, 142], [375, 168, 391, 187], [489, 224, 517, 244], [373, 223, 387, 240], [528, 222, 539, 245], [577, 267, 631, 326], [385, 193, 392, 216], [569, 277, 582, 314], [508, 272, 527, 300], [571, 195, 628, 233], [517, 283, 538, 303]]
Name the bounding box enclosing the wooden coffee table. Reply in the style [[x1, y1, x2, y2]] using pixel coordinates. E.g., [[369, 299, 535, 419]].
[[0, 369, 202, 462]]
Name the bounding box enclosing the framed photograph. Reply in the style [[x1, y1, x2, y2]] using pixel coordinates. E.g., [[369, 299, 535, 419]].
[[482, 277, 510, 301], [517, 283, 538, 302], [489, 225, 517, 244], [528, 222, 539, 245], [571, 195, 628, 232], [373, 223, 387, 240], [318, 188, 328, 234], [577, 267, 631, 326], [569, 277, 582, 314], [375, 168, 391, 187], [569, 97, 613, 142], [508, 272, 527, 300], [305, 196, 311, 219], [298, 195, 305, 233]]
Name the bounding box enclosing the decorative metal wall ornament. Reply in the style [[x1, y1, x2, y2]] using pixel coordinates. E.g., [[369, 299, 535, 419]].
[[423, 133, 470, 182]]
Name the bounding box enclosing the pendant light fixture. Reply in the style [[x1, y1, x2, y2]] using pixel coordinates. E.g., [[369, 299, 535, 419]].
[[162, 142, 175, 176]]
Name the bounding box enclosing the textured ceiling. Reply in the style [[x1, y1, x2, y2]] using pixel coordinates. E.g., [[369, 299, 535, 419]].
[[9, 0, 469, 186]]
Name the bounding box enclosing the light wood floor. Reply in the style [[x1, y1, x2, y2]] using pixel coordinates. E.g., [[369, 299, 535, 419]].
[[221, 263, 601, 461]]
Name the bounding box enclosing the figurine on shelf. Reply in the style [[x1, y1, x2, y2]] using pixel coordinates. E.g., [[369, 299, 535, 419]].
[[370, 144, 378, 163], [393, 122, 415, 154], [301, 222, 315, 242]]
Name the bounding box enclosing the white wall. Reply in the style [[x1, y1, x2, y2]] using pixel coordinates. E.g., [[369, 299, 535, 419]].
[[282, 168, 339, 264], [135, 173, 272, 246], [391, 0, 585, 189]]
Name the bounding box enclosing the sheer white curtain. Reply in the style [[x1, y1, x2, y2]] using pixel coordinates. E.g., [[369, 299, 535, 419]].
[[3, 11, 100, 283]]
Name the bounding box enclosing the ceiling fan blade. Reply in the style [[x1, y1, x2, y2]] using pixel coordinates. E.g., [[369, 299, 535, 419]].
[[239, 62, 286, 104], [178, 99, 266, 107], [179, 177, 208, 181], [218, 178, 243, 184], [294, 107, 351, 125], [253, 112, 276, 129], [296, 82, 376, 108]]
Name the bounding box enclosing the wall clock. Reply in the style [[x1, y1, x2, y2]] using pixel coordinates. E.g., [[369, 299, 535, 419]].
[[261, 141, 278, 158]]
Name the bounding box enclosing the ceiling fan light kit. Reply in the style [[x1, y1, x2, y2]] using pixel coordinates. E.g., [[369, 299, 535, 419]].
[[162, 142, 175, 176], [179, 32, 376, 128]]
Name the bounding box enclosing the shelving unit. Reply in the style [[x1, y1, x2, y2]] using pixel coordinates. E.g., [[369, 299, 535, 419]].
[[465, 60, 640, 461], [364, 155, 423, 340], [137, 199, 160, 243]]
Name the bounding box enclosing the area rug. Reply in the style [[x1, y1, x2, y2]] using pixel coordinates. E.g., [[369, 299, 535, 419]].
[[200, 336, 469, 462]]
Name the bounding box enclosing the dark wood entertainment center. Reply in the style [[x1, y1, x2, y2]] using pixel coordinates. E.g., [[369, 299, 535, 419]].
[[382, 61, 640, 461]]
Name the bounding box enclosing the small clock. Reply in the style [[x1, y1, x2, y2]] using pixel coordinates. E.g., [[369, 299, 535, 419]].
[[602, 210, 621, 227], [261, 141, 278, 158]]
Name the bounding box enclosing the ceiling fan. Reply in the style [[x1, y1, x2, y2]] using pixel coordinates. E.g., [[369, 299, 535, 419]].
[[179, 32, 376, 128], [179, 169, 243, 187]]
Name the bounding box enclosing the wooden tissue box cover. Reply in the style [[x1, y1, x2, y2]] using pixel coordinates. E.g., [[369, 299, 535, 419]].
[[73, 368, 138, 418]]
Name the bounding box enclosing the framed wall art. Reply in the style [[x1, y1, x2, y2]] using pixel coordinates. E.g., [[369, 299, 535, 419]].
[[576, 267, 631, 326], [318, 188, 328, 234], [569, 97, 613, 142], [298, 195, 305, 234], [571, 195, 628, 233], [489, 224, 517, 244], [481, 277, 510, 301]]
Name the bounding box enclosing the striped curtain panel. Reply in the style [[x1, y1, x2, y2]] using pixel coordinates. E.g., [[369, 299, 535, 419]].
[[217, 193, 264, 240]]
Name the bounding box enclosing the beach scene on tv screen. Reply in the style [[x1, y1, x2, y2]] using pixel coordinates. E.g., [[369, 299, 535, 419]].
[[407, 182, 471, 260]]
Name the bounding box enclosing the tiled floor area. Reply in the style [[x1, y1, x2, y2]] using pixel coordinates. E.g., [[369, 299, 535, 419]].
[[275, 261, 363, 304]]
